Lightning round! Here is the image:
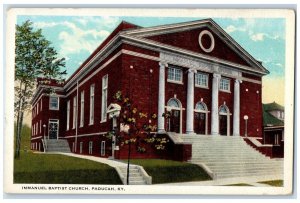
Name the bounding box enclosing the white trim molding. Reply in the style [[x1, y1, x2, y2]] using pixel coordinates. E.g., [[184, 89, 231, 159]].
[[199, 30, 215, 53]]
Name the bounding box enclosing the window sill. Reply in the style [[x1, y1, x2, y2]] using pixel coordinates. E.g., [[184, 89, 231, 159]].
[[49, 108, 59, 111], [100, 120, 107, 123], [89, 123, 94, 126], [195, 85, 209, 89], [219, 89, 231, 93], [167, 79, 183, 85]]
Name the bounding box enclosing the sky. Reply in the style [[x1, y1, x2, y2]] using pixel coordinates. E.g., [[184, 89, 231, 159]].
[[17, 15, 286, 105]]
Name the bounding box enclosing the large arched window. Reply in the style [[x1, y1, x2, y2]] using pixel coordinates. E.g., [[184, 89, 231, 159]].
[[219, 105, 229, 114], [195, 101, 208, 111], [167, 98, 181, 108]]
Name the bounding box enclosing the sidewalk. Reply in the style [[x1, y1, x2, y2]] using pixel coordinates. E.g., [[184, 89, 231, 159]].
[[157, 174, 283, 186], [48, 152, 282, 187], [53, 152, 129, 168]]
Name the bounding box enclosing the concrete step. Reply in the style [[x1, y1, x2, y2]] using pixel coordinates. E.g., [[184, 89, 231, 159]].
[[45, 139, 71, 153], [128, 180, 146, 185], [182, 134, 283, 179]]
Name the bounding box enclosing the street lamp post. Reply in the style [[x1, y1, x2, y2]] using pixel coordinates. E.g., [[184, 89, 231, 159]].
[[43, 124, 47, 152], [243, 115, 248, 137]]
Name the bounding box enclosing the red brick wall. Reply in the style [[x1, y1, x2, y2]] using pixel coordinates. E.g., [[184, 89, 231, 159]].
[[240, 80, 263, 138], [31, 91, 66, 151], [147, 27, 251, 66]]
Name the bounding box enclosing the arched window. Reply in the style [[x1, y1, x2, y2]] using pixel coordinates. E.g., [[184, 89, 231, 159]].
[[167, 98, 180, 108], [219, 105, 229, 114], [195, 101, 208, 111]]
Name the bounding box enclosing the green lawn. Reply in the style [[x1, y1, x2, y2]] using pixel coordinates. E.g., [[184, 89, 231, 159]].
[[129, 159, 212, 184], [14, 124, 211, 185], [14, 152, 122, 184], [258, 180, 283, 187]]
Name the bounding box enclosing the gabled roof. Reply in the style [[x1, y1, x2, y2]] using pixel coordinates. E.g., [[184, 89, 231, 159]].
[[122, 18, 269, 75], [263, 102, 284, 112], [61, 19, 269, 91], [263, 103, 284, 127]]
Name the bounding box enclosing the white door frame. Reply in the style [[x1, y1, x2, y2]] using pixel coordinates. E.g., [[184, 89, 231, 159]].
[[48, 119, 59, 139]]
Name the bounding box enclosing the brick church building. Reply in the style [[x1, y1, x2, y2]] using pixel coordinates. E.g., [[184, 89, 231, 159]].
[[30, 19, 270, 160]]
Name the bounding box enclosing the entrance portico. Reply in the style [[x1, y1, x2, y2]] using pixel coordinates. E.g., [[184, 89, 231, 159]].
[[158, 53, 242, 136]]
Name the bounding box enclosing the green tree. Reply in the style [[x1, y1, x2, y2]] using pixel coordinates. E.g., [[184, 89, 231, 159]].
[[14, 20, 66, 159]]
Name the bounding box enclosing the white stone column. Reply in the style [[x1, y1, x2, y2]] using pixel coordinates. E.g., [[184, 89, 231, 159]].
[[233, 79, 242, 136], [186, 69, 196, 134], [157, 62, 167, 133], [211, 73, 221, 135]]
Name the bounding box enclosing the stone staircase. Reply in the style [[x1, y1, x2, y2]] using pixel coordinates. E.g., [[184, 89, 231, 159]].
[[116, 165, 152, 185], [44, 139, 71, 153], [180, 135, 283, 179]]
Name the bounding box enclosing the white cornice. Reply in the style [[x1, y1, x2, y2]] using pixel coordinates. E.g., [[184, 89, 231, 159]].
[[31, 85, 64, 105]]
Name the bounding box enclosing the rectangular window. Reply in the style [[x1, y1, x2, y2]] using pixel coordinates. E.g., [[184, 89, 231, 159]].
[[195, 72, 209, 88], [72, 142, 75, 152], [89, 141, 93, 155], [89, 84, 95, 125], [37, 103, 39, 115], [219, 78, 230, 92], [80, 142, 83, 154], [80, 91, 84, 127], [67, 100, 70, 130], [72, 96, 77, 129], [168, 67, 182, 83], [101, 75, 108, 122], [49, 96, 59, 110], [37, 122, 39, 135], [40, 98, 42, 111], [101, 141, 106, 156], [40, 120, 42, 133]]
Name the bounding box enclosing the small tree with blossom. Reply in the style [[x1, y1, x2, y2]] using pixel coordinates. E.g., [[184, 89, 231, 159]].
[[112, 91, 169, 184]]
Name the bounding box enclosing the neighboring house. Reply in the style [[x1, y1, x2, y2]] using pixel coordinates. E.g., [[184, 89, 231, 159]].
[[263, 102, 284, 158], [30, 19, 269, 160]]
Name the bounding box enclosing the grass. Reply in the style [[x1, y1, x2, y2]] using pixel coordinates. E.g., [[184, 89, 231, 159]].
[[258, 180, 283, 187], [129, 159, 212, 184], [14, 152, 122, 184]]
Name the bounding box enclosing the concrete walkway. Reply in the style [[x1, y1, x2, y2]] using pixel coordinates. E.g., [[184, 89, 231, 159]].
[[49, 152, 129, 167], [43, 152, 281, 187], [157, 174, 283, 186]]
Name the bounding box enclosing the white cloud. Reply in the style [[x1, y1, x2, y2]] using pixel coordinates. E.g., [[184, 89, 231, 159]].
[[75, 16, 120, 29], [250, 33, 266, 41], [34, 21, 59, 28], [225, 25, 246, 33], [57, 21, 110, 55], [250, 32, 281, 42], [275, 63, 283, 67], [33, 19, 114, 56]]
